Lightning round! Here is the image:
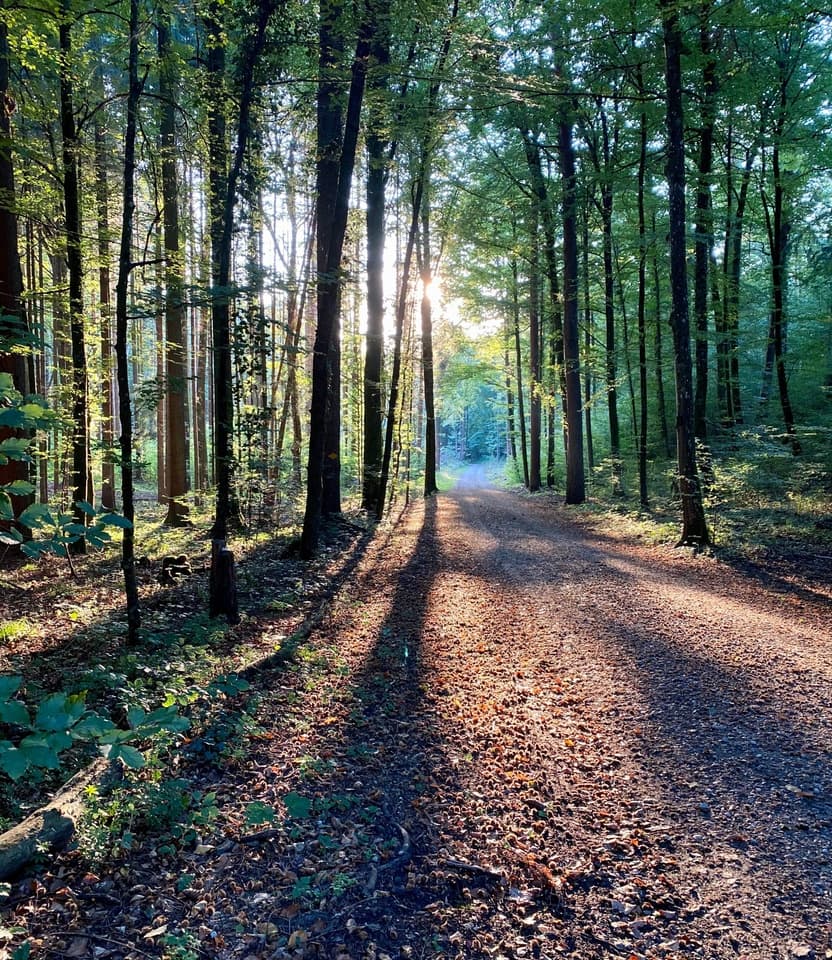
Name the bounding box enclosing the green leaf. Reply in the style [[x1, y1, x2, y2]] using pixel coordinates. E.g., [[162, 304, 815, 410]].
[[18, 737, 60, 769], [0, 676, 22, 700], [0, 408, 26, 428], [4, 480, 35, 497], [0, 491, 14, 520], [72, 713, 116, 739], [283, 791, 312, 819], [0, 699, 29, 726], [12, 940, 31, 960], [35, 692, 85, 732], [75, 500, 96, 516], [0, 529, 23, 545], [0, 743, 29, 780], [245, 801, 277, 826], [99, 513, 132, 529], [109, 743, 145, 769], [18, 503, 54, 530], [0, 372, 13, 396]]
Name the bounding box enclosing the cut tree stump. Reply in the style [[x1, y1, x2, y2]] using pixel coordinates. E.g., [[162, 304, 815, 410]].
[[209, 539, 239, 624], [0, 757, 113, 880]]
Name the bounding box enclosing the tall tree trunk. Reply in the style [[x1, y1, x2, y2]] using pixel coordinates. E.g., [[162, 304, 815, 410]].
[[761, 64, 801, 455], [558, 110, 585, 504], [203, 0, 232, 539], [504, 323, 518, 467], [527, 199, 541, 492], [159, 12, 190, 525], [581, 200, 594, 475], [0, 19, 34, 525], [599, 108, 621, 491], [651, 210, 672, 458], [418, 181, 438, 497], [94, 111, 116, 510], [511, 254, 529, 487], [115, 0, 143, 643], [636, 108, 650, 507], [59, 6, 90, 549], [362, 0, 390, 513], [302, 0, 372, 553], [661, 0, 710, 547], [693, 9, 716, 442]]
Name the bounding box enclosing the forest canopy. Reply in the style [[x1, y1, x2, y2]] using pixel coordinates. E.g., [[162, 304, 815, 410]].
[[0, 0, 830, 601]]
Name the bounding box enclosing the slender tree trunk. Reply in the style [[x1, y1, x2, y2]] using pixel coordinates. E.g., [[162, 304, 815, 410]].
[[302, 0, 372, 553], [0, 20, 34, 525], [761, 70, 801, 455], [527, 200, 541, 492], [558, 109, 585, 504], [598, 111, 621, 491], [94, 112, 116, 510], [362, 0, 390, 513], [581, 201, 594, 475], [59, 7, 90, 549], [693, 10, 716, 442], [418, 181, 438, 497], [651, 210, 672, 458], [159, 12, 190, 525], [511, 254, 529, 487], [636, 108, 649, 507], [115, 0, 143, 642], [661, 0, 709, 547], [378, 171, 423, 518], [504, 313, 518, 468]]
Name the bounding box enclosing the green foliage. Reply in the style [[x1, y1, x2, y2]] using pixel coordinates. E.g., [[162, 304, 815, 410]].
[[79, 775, 219, 865], [0, 677, 188, 783]]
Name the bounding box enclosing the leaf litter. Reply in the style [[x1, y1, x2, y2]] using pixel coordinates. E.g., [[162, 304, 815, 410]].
[[3, 479, 832, 958]]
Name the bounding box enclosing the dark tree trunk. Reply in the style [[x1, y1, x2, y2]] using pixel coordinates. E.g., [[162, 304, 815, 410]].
[[203, 0, 232, 539], [527, 200, 541, 492], [0, 20, 34, 525], [558, 112, 585, 504], [636, 107, 650, 507], [115, 0, 143, 643], [651, 210, 672, 458], [661, 0, 710, 547], [581, 200, 594, 475], [761, 63, 801, 455], [59, 7, 90, 550], [418, 184, 438, 498], [693, 10, 716, 442], [362, 0, 390, 513], [599, 109, 621, 490], [159, 12, 190, 525], [511, 254, 529, 487], [93, 109, 116, 511], [302, 0, 371, 553]]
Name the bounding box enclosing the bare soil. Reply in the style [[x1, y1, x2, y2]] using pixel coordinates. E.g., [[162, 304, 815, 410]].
[[4, 469, 832, 960]]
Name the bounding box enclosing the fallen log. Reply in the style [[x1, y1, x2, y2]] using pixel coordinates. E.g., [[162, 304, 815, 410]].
[[0, 757, 113, 881]]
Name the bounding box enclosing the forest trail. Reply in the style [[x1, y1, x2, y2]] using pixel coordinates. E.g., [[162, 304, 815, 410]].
[[14, 482, 832, 960]]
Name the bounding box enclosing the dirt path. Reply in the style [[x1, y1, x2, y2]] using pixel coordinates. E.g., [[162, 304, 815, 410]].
[[9, 477, 832, 960]]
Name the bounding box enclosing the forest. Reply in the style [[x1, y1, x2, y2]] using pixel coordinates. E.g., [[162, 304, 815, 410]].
[[0, 0, 831, 956]]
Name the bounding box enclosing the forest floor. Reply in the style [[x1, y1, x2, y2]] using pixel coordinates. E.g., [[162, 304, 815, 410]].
[[3, 467, 832, 960]]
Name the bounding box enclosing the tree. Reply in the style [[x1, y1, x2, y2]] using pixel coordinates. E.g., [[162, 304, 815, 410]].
[[158, 7, 190, 525], [301, 0, 372, 556], [660, 0, 709, 547]]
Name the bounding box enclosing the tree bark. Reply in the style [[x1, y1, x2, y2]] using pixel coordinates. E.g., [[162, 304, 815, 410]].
[[693, 8, 716, 442], [159, 11, 190, 525], [59, 5, 91, 550], [361, 0, 390, 513], [115, 0, 144, 642], [558, 110, 585, 504], [660, 0, 710, 547], [302, 0, 372, 554]]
